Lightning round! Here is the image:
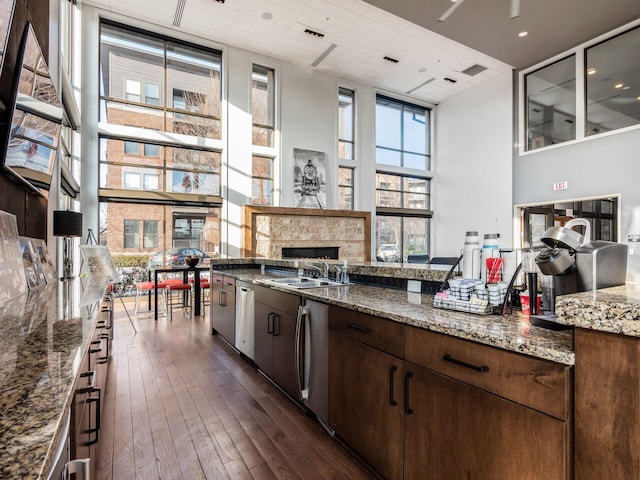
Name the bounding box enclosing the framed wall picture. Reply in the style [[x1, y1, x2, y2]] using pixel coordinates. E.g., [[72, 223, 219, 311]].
[[0, 209, 27, 305], [19, 236, 46, 289], [294, 148, 326, 209]]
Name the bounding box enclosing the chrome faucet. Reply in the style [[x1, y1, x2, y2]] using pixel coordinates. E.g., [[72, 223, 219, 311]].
[[305, 261, 329, 279]]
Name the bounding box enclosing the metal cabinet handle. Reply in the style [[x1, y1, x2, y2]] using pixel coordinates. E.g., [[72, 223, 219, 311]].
[[389, 366, 398, 406], [82, 390, 101, 446], [346, 322, 370, 334], [443, 354, 490, 372], [273, 314, 281, 336], [404, 372, 413, 414], [219, 290, 226, 307], [77, 371, 96, 395], [267, 313, 274, 334]]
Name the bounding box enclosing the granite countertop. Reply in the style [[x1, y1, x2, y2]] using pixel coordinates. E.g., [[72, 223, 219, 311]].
[[214, 267, 575, 366], [556, 284, 640, 337], [0, 277, 109, 479]]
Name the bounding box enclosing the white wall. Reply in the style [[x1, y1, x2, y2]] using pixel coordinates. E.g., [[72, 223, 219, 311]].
[[514, 126, 640, 281], [433, 71, 514, 256]]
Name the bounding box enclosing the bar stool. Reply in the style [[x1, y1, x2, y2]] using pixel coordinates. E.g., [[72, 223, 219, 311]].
[[134, 281, 165, 317], [165, 282, 192, 321], [189, 278, 210, 316]]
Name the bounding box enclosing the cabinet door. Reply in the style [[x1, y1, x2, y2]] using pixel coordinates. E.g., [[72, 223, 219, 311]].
[[272, 308, 299, 399], [221, 280, 236, 344], [404, 364, 568, 480], [253, 301, 275, 378], [574, 328, 640, 480], [329, 332, 404, 480], [209, 275, 224, 335]]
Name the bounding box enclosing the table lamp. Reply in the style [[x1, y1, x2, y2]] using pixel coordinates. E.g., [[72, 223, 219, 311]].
[[53, 210, 83, 279]]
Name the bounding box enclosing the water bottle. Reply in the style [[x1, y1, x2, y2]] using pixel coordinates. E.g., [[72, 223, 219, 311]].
[[481, 233, 500, 281], [463, 231, 481, 279]]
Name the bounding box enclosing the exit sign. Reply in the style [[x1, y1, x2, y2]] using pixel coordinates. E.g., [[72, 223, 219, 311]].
[[553, 181, 568, 191]]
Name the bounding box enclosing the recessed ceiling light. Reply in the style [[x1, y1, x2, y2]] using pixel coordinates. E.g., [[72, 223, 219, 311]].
[[262, 12, 273, 20], [518, 31, 528, 37], [214, 0, 225, 3], [615, 83, 624, 89], [418, 67, 427, 73], [587, 68, 597, 75]]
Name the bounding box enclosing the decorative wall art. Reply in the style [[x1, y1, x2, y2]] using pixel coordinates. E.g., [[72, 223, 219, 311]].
[[294, 148, 326, 209], [79, 245, 119, 306], [30, 238, 56, 282], [19, 237, 47, 289], [0, 210, 27, 305]]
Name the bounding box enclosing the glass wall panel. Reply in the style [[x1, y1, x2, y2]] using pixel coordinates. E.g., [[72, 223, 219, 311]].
[[586, 26, 640, 135], [525, 55, 576, 150]]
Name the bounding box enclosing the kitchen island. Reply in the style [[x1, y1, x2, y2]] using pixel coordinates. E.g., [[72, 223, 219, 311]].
[[213, 260, 575, 479], [556, 285, 640, 479], [0, 277, 112, 479]]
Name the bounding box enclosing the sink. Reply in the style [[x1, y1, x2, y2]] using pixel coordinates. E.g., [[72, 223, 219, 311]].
[[264, 276, 344, 289]]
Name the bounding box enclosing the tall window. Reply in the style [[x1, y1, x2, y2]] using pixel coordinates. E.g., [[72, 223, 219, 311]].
[[525, 55, 576, 150], [376, 95, 430, 170], [99, 21, 223, 259], [338, 167, 354, 210], [338, 88, 354, 160], [251, 155, 273, 205], [375, 95, 432, 261], [252, 65, 275, 147]]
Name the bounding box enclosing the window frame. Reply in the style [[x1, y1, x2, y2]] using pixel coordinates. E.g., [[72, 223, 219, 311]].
[[518, 19, 640, 156]]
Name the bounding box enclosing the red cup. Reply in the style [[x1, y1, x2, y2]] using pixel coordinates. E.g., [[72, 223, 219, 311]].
[[520, 293, 541, 316]]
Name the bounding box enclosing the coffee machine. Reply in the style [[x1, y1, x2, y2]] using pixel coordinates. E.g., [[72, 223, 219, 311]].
[[532, 218, 628, 329]]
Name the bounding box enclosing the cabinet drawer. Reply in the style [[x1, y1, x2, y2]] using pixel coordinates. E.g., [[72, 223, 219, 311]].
[[404, 326, 571, 420], [254, 284, 300, 315], [329, 306, 403, 358]]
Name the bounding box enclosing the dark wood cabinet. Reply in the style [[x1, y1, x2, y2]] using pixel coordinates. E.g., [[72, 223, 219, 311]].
[[328, 304, 573, 480], [404, 364, 568, 480], [253, 285, 300, 398], [574, 327, 640, 479], [329, 331, 404, 480], [71, 294, 113, 480], [210, 275, 236, 345]]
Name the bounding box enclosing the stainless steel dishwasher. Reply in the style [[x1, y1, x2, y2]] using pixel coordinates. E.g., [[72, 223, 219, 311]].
[[235, 281, 255, 359], [295, 299, 331, 431]]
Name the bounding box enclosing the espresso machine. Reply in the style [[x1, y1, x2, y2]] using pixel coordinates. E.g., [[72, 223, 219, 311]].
[[532, 218, 628, 329]]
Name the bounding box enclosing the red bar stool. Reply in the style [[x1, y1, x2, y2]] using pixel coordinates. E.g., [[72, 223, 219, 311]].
[[134, 281, 165, 317], [165, 282, 192, 321]]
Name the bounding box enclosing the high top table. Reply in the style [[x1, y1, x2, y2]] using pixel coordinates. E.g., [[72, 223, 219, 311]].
[[152, 265, 209, 320]]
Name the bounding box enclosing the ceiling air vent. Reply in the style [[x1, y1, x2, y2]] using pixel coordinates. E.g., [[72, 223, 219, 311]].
[[462, 64, 488, 76], [444, 77, 457, 84], [173, 0, 186, 27], [383, 56, 399, 64], [304, 28, 325, 38]]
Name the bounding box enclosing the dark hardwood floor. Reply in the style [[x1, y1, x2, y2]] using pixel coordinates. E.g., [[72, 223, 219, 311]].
[[95, 303, 374, 480]]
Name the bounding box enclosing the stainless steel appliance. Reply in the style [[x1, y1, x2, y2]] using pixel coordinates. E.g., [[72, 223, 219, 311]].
[[235, 281, 254, 359], [295, 299, 331, 431], [534, 218, 627, 328]]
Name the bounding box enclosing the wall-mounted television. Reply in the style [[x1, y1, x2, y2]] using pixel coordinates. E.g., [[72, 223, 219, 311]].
[[2, 22, 62, 192]]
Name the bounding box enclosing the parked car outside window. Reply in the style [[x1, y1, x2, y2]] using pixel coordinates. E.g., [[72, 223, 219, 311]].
[[376, 243, 401, 262], [148, 247, 209, 268]]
